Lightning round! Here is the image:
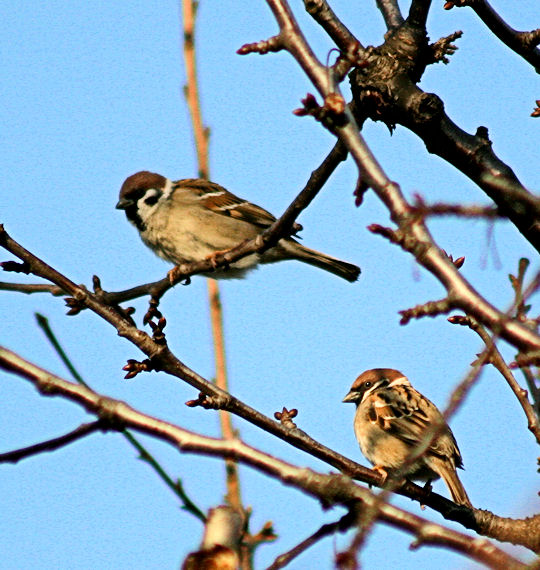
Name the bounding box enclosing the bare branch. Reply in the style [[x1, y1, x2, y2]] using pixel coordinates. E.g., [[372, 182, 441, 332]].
[[444, 0, 540, 73], [35, 311, 206, 520], [303, 0, 365, 51], [410, 197, 500, 218], [408, 0, 433, 30], [268, 511, 356, 569], [124, 431, 207, 523], [376, 0, 404, 29], [2, 229, 540, 546], [0, 421, 105, 463], [0, 346, 533, 564], [399, 297, 452, 324], [449, 315, 540, 445], [181, 0, 210, 179], [0, 281, 64, 295], [428, 30, 463, 64], [181, 0, 245, 525], [247, 3, 540, 352], [348, 31, 540, 251], [237, 34, 283, 55]]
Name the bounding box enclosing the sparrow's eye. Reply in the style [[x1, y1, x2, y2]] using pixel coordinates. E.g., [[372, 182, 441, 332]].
[[363, 381, 372, 388], [143, 189, 161, 206]]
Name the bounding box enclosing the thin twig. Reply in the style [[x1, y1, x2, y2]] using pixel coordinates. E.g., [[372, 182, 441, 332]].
[[448, 318, 540, 445], [123, 431, 206, 523], [303, 0, 365, 52], [267, 511, 356, 569], [35, 313, 89, 388], [0, 282, 65, 295], [34, 310, 207, 521], [446, 0, 540, 73], [181, 0, 209, 179], [0, 422, 105, 463]]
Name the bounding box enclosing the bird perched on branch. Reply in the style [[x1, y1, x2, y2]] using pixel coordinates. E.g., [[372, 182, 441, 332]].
[[343, 368, 471, 507], [116, 171, 360, 282]]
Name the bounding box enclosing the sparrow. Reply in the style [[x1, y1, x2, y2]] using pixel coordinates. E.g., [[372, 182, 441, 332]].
[[116, 171, 360, 281], [343, 368, 471, 507], [181, 506, 243, 570]]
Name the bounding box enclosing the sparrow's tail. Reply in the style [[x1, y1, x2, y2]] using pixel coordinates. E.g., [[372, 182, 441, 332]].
[[439, 465, 472, 507], [275, 239, 360, 282]]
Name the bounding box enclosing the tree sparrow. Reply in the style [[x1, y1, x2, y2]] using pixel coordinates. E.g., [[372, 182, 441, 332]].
[[116, 171, 360, 281], [343, 368, 471, 507]]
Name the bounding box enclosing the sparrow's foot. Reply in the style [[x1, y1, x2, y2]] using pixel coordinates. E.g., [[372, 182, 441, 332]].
[[372, 465, 389, 485], [167, 266, 192, 286], [168, 266, 178, 284], [205, 249, 233, 270]]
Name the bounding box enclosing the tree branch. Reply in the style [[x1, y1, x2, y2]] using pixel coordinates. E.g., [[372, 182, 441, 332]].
[[303, 0, 365, 51], [268, 511, 356, 569], [408, 0, 432, 30], [0, 282, 64, 295], [181, 0, 245, 531], [376, 0, 404, 29], [449, 315, 540, 445], [0, 421, 104, 463], [2, 229, 540, 547], [244, 2, 540, 353], [0, 346, 533, 564], [445, 0, 540, 73], [348, 19, 540, 251]]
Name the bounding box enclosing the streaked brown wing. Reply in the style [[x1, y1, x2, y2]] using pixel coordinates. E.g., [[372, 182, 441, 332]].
[[369, 390, 431, 446], [369, 390, 462, 463], [175, 179, 277, 229]]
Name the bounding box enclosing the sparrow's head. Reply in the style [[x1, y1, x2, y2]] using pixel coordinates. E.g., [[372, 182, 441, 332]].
[[116, 171, 169, 230], [343, 368, 409, 405]]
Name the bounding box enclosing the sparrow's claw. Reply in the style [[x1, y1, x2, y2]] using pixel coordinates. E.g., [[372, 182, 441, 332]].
[[372, 465, 389, 484], [168, 266, 180, 284], [422, 478, 433, 493], [205, 249, 232, 269]]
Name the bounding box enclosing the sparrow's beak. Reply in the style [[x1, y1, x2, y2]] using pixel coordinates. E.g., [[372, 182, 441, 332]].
[[342, 390, 357, 404], [116, 197, 133, 210]]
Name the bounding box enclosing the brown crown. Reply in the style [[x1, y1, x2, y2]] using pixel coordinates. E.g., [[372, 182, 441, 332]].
[[119, 171, 167, 199]]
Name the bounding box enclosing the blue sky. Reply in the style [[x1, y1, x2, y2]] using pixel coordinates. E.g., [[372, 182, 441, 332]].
[[1, 2, 539, 569]]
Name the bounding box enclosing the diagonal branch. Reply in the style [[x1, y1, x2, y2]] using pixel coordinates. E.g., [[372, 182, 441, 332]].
[[2, 138, 350, 308], [0, 346, 534, 564], [249, 1, 540, 353], [346, 18, 540, 251], [303, 0, 365, 51], [35, 310, 207, 522], [449, 315, 540, 445], [2, 230, 540, 546], [376, 0, 404, 29], [0, 421, 104, 463], [268, 511, 357, 569], [445, 0, 540, 73]]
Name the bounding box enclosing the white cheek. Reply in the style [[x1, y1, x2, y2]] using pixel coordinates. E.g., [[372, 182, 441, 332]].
[[136, 198, 160, 223], [137, 180, 172, 225]]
